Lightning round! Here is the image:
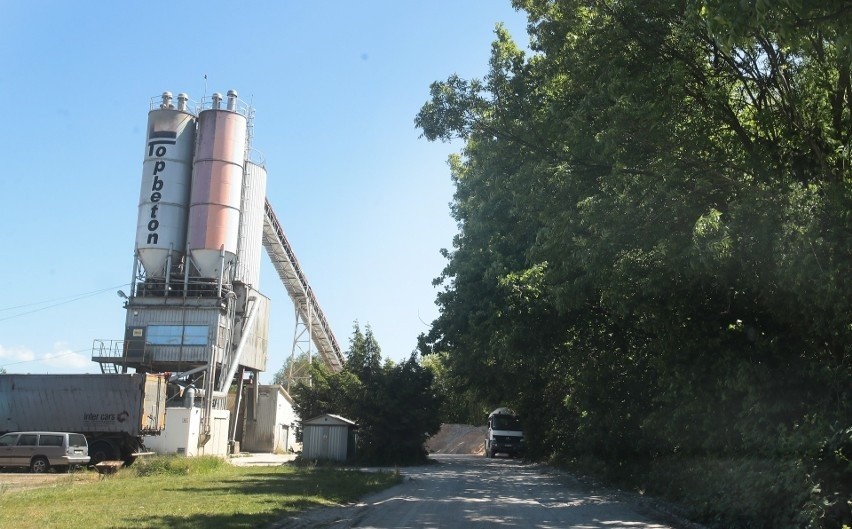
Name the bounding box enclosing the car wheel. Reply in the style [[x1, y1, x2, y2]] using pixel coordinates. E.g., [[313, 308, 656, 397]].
[[30, 456, 50, 473]]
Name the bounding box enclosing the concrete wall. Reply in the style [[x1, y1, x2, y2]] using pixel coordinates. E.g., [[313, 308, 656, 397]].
[[144, 407, 230, 457]]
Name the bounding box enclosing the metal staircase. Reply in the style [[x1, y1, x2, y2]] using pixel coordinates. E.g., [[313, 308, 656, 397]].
[[92, 339, 122, 373], [100, 362, 119, 374], [262, 199, 345, 372]]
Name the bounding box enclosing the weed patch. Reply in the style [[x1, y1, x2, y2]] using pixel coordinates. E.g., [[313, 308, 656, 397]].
[[0, 462, 400, 529]]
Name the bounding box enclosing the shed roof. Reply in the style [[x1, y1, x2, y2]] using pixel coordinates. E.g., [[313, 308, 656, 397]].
[[303, 413, 356, 427]]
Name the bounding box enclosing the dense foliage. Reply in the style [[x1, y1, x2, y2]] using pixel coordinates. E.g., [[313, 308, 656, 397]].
[[292, 323, 441, 466], [416, 1, 851, 527], [420, 351, 490, 424], [271, 350, 313, 390]]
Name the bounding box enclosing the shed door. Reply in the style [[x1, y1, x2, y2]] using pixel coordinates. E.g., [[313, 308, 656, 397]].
[[319, 426, 330, 459], [278, 424, 289, 453]]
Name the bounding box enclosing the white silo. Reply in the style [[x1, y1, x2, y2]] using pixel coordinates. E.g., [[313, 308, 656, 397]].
[[135, 92, 196, 278], [235, 160, 268, 287], [186, 90, 248, 280]]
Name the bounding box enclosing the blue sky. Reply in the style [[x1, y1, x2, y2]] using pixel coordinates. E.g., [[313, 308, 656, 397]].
[[0, 1, 529, 381]]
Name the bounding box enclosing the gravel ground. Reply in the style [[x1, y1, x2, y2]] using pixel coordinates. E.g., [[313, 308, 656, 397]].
[[273, 454, 700, 529], [425, 424, 486, 455], [0, 469, 99, 494]]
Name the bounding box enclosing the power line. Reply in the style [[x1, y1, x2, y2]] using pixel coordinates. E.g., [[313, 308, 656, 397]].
[[0, 283, 129, 323], [0, 347, 92, 369], [0, 283, 129, 312]]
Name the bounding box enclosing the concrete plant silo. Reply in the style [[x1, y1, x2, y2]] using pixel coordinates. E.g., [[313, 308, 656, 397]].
[[135, 92, 196, 279], [234, 160, 267, 288], [95, 88, 278, 460], [186, 90, 248, 282]]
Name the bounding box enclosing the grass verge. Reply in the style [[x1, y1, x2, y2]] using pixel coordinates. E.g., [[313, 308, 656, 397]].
[[0, 456, 401, 529]]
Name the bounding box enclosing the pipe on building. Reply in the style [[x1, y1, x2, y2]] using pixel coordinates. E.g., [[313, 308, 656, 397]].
[[230, 366, 245, 445], [217, 297, 258, 393], [168, 365, 209, 382], [165, 245, 173, 298]]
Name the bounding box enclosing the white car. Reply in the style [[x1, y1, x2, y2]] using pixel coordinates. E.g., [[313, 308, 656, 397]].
[[0, 431, 90, 473]]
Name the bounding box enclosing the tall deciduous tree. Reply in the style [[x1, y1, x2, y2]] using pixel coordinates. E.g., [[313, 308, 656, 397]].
[[417, 1, 850, 526], [420, 349, 489, 425]]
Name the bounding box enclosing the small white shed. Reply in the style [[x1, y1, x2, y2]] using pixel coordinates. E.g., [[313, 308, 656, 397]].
[[301, 414, 356, 462]]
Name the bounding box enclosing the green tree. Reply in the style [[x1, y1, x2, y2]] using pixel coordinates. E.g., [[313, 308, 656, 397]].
[[290, 360, 360, 423], [417, 1, 850, 526], [420, 349, 488, 425], [345, 322, 382, 381], [292, 322, 441, 465], [271, 351, 313, 391]]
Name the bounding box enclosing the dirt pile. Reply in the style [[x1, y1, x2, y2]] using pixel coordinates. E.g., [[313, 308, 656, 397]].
[[426, 424, 486, 455]]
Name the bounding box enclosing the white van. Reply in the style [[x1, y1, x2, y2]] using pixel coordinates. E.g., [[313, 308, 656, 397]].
[[0, 431, 90, 473]]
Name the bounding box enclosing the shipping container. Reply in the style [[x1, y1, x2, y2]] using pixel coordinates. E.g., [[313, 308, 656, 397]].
[[0, 373, 167, 464]]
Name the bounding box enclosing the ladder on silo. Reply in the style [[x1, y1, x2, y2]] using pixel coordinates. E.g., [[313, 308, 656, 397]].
[[261, 199, 345, 374]]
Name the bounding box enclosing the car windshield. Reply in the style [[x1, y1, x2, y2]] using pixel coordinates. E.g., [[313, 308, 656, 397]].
[[492, 415, 522, 431], [0, 434, 17, 447], [69, 434, 86, 447]]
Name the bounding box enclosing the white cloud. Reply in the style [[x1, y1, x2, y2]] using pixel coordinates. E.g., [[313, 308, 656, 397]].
[[0, 344, 36, 366], [0, 343, 97, 374], [41, 342, 94, 373]]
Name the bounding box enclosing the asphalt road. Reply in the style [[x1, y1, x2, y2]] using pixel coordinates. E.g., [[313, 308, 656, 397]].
[[277, 454, 683, 529]]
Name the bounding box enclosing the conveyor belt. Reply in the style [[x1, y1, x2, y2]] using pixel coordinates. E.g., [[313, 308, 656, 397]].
[[262, 199, 345, 371]]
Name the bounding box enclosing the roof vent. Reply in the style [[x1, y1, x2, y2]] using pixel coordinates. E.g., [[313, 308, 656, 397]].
[[177, 93, 189, 112], [160, 91, 174, 109], [226, 89, 238, 111]]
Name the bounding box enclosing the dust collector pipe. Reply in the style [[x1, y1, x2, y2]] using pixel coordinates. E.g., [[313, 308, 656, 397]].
[[217, 297, 259, 393]]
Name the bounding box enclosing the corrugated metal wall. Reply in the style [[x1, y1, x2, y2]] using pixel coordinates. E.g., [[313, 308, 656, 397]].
[[242, 385, 277, 451], [124, 305, 224, 365], [0, 374, 155, 435], [239, 385, 296, 453], [303, 424, 350, 461], [233, 288, 269, 372]]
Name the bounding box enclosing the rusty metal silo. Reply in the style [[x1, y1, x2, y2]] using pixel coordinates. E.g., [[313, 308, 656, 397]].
[[186, 90, 248, 280]]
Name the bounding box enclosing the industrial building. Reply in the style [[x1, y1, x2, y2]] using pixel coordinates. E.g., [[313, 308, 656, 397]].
[[89, 90, 345, 458]]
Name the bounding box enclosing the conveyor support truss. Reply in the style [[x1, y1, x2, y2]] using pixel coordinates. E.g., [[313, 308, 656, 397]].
[[262, 199, 345, 372]]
